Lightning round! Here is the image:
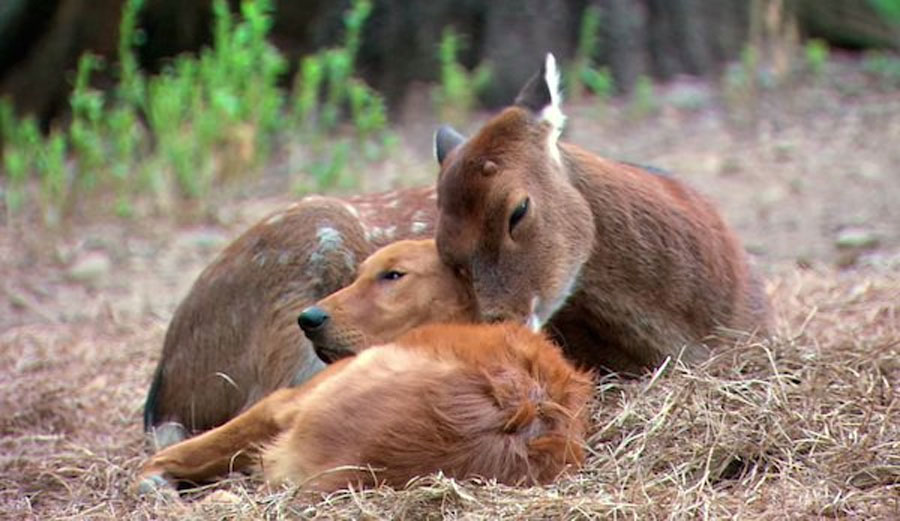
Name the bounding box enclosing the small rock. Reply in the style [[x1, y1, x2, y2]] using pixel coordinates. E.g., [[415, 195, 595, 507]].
[[177, 228, 229, 251], [758, 185, 786, 206], [198, 490, 243, 506], [835, 228, 880, 250], [68, 252, 112, 284]]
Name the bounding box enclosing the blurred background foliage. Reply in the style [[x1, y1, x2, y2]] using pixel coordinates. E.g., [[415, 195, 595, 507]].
[[0, 0, 898, 226]]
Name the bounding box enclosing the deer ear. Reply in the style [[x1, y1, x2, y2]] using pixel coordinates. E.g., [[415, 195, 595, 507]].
[[515, 53, 565, 130], [434, 125, 466, 166], [515, 53, 565, 160]]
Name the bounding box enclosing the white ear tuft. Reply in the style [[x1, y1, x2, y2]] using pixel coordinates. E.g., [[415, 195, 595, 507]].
[[544, 54, 561, 110], [541, 54, 565, 164], [540, 53, 566, 134]]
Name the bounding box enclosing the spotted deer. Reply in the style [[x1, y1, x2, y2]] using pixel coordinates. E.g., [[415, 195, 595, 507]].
[[144, 186, 437, 451], [434, 54, 771, 374]]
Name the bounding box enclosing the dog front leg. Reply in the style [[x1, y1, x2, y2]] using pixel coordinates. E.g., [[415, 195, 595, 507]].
[[135, 386, 304, 493]]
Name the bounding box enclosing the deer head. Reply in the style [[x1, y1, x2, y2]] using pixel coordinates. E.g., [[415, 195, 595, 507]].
[[434, 54, 595, 329]]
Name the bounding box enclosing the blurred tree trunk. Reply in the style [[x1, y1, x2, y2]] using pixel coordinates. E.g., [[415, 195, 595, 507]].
[[789, 0, 900, 49], [138, 0, 213, 72], [598, 0, 649, 93], [2, 0, 897, 127], [0, 0, 121, 125], [479, 0, 580, 107], [644, 0, 749, 79]]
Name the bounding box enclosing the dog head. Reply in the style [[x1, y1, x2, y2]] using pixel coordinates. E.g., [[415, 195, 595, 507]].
[[298, 239, 478, 363]]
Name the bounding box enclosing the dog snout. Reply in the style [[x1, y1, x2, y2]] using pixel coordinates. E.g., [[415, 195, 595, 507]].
[[313, 344, 354, 364], [298, 306, 330, 334]]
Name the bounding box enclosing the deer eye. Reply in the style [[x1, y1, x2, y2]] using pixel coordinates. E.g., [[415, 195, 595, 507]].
[[378, 270, 406, 281], [509, 197, 530, 234]]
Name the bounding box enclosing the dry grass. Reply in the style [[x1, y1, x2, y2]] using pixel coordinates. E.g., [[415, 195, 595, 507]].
[[3, 58, 900, 520], [2, 259, 898, 520]]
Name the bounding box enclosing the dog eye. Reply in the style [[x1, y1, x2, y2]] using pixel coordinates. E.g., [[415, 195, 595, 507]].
[[509, 197, 529, 233], [378, 270, 406, 281]]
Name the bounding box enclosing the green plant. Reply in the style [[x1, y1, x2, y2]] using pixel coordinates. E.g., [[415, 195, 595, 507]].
[[568, 6, 611, 102], [36, 130, 67, 225], [868, 0, 900, 23], [316, 0, 372, 131], [289, 0, 393, 192], [69, 53, 106, 192], [347, 79, 387, 139], [0, 101, 39, 216], [117, 0, 145, 107], [722, 43, 762, 118], [0, 0, 394, 222], [294, 56, 324, 126], [629, 74, 657, 118], [141, 0, 287, 198], [862, 51, 900, 88], [433, 27, 490, 126], [804, 39, 829, 78], [309, 141, 350, 189], [581, 66, 614, 100]]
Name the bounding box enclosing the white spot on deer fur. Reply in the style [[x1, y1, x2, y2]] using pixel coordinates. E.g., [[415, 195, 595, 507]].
[[309, 226, 343, 263], [253, 252, 267, 267], [533, 267, 581, 327], [428, 191, 437, 201], [265, 212, 285, 226], [356, 202, 376, 219], [342, 202, 360, 218], [541, 53, 566, 165], [411, 221, 428, 234], [366, 227, 385, 242], [149, 422, 187, 451], [384, 225, 396, 239], [309, 224, 356, 272], [385, 199, 400, 209], [316, 226, 342, 251], [412, 209, 429, 222], [526, 297, 542, 332]]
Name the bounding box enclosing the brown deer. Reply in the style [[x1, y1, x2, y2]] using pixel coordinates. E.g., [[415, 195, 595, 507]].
[[144, 187, 438, 451], [137, 241, 592, 494], [433, 54, 771, 374]]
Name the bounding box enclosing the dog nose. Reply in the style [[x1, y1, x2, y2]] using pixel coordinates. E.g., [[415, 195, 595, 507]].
[[298, 306, 330, 332]]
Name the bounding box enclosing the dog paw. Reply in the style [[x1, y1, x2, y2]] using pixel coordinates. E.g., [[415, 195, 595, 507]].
[[135, 473, 178, 499]]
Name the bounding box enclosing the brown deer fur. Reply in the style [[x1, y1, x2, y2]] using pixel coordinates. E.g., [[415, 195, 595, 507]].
[[136, 242, 592, 494], [434, 54, 771, 374], [144, 187, 438, 450]]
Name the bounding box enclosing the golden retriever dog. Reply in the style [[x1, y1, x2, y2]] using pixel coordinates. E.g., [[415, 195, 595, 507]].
[[137, 240, 593, 494]]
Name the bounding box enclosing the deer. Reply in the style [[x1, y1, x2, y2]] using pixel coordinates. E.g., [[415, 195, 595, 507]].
[[136, 241, 592, 494], [432, 54, 772, 374], [143, 186, 438, 451]]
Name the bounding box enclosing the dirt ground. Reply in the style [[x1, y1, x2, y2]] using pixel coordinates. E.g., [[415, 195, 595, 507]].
[[1, 58, 899, 519]]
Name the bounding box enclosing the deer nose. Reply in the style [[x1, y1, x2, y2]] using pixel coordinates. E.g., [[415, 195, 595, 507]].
[[298, 306, 330, 333]]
